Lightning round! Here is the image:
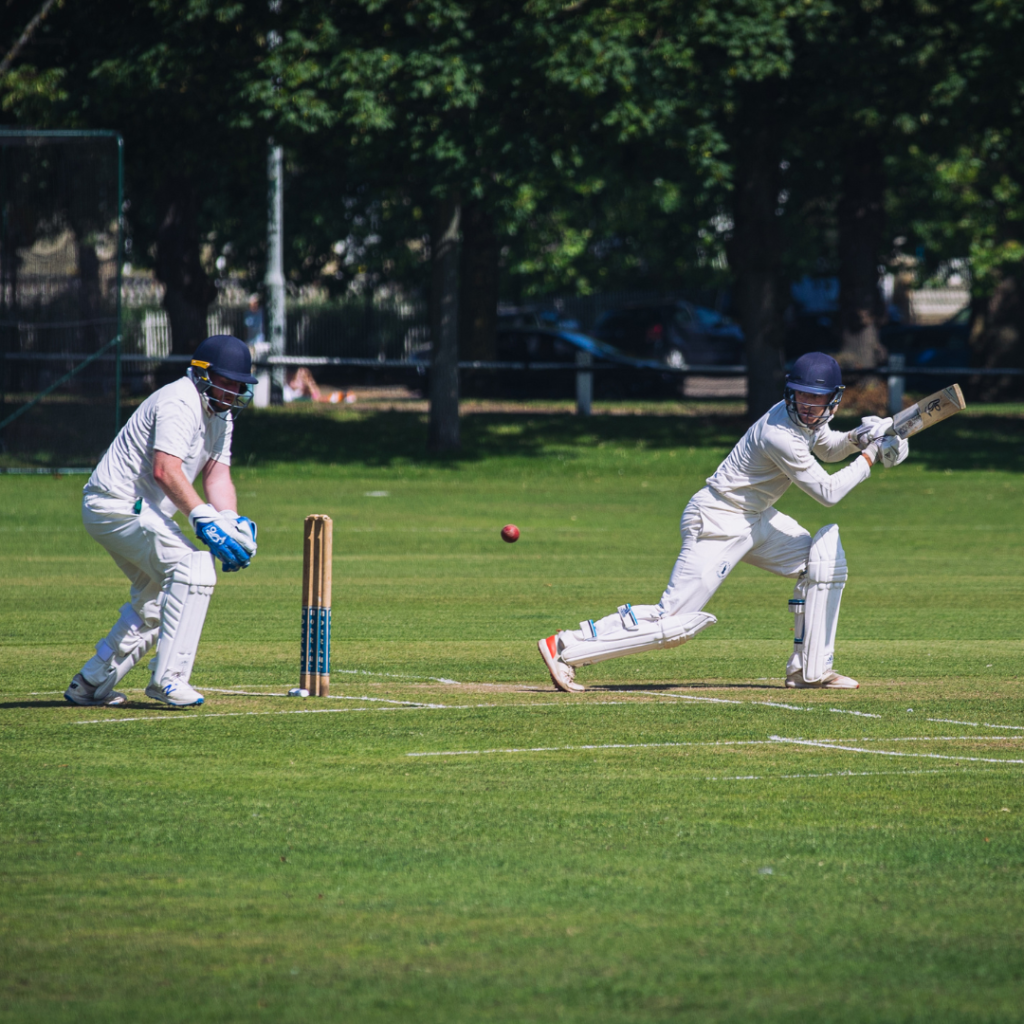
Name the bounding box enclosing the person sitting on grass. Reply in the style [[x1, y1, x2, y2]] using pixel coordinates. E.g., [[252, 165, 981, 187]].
[[282, 366, 354, 405]]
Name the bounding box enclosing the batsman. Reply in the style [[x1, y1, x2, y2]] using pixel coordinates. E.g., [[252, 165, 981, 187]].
[[539, 351, 909, 692], [66, 335, 259, 708]]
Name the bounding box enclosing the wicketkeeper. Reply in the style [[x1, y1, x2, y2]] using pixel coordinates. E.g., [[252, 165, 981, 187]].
[[539, 351, 908, 692], [66, 335, 259, 708]]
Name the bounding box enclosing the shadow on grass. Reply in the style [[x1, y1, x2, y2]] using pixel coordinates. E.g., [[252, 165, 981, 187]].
[[0, 699, 202, 712], [597, 682, 781, 692], [233, 406, 750, 468], [234, 407, 1024, 473], [0, 700, 71, 709], [7, 400, 1023, 473], [915, 416, 1024, 473]]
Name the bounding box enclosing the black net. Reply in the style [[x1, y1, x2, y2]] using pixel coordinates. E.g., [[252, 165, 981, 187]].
[[0, 131, 121, 464]]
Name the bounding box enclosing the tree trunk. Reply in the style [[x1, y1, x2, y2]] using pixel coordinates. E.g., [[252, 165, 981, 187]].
[[459, 202, 499, 361], [155, 181, 217, 370], [969, 273, 1024, 400], [837, 138, 887, 369], [429, 194, 461, 453], [729, 94, 784, 420]]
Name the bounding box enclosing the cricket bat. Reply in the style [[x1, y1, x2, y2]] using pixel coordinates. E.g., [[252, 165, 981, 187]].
[[887, 383, 966, 439]]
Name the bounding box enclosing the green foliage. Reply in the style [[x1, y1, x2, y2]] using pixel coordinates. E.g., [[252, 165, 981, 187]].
[[7, 0, 1024, 303], [0, 65, 67, 112]]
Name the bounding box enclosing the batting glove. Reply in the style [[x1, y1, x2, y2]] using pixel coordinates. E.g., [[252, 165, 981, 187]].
[[878, 435, 909, 468], [862, 434, 908, 468], [189, 503, 250, 571], [849, 415, 893, 450]]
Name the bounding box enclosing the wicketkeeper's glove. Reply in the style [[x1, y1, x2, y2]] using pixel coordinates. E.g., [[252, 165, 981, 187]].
[[189, 504, 257, 571], [221, 514, 258, 573]]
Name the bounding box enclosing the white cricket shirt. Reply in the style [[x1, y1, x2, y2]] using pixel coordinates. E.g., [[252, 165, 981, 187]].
[[704, 400, 870, 513], [85, 376, 232, 518]]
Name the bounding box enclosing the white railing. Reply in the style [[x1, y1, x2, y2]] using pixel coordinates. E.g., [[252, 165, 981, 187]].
[[907, 288, 969, 324], [139, 310, 232, 358]]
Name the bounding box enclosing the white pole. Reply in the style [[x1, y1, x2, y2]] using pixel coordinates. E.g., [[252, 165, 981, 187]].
[[265, 141, 286, 402], [576, 350, 592, 416], [887, 352, 905, 416]]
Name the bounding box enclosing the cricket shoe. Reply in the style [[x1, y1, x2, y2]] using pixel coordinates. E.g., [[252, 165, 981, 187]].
[[785, 669, 859, 690], [145, 679, 205, 707], [538, 635, 585, 693], [64, 673, 128, 707]]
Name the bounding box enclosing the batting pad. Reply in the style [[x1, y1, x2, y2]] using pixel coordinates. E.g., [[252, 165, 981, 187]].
[[800, 524, 848, 682], [559, 604, 717, 667], [149, 550, 217, 690], [82, 603, 160, 697]]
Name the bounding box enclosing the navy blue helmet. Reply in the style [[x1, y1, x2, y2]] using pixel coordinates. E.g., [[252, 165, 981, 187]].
[[188, 335, 258, 420], [784, 352, 845, 428]]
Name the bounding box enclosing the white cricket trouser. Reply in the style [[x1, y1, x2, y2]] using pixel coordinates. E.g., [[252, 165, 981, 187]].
[[556, 486, 815, 670], [79, 493, 217, 692], [82, 494, 199, 628], [657, 487, 811, 617]]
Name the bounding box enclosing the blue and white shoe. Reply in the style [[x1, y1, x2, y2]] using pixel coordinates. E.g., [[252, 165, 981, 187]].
[[145, 679, 205, 707], [65, 673, 128, 707]]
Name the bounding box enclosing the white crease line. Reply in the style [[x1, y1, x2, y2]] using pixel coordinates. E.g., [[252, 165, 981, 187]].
[[865, 736, 1023, 742], [74, 704, 504, 725], [405, 734, 1024, 760], [709, 768, 963, 782], [770, 735, 1024, 765], [927, 718, 1024, 731], [71, 701, 636, 726], [333, 668, 466, 685], [407, 740, 774, 758], [203, 688, 446, 708], [829, 708, 881, 718], [654, 693, 743, 705], [640, 693, 812, 712]]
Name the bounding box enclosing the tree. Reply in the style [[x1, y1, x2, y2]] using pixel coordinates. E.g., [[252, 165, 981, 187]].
[[883, 0, 1024, 392], [2, 0, 274, 356], [9, 0, 1020, 418]]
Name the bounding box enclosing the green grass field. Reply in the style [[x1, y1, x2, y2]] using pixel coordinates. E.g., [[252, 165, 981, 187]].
[[2, 405, 1023, 1022]]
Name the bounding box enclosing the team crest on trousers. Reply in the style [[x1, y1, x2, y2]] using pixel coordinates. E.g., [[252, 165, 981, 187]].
[[715, 560, 731, 579]]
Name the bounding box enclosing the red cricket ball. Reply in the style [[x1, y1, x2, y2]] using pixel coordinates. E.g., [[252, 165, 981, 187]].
[[501, 524, 520, 543]]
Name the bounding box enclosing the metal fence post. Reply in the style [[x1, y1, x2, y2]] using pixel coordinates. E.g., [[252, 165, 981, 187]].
[[576, 350, 592, 415], [265, 141, 286, 403], [114, 134, 124, 433], [887, 353, 905, 416]]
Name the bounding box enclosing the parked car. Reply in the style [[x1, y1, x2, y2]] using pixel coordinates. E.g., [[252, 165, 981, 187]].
[[880, 307, 970, 365], [591, 301, 744, 369], [499, 325, 660, 395], [412, 312, 660, 398]]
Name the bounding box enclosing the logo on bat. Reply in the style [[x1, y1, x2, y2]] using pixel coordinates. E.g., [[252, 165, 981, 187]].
[[925, 398, 942, 414]]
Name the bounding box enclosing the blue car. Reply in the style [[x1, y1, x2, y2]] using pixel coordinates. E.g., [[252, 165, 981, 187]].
[[880, 307, 972, 390], [592, 301, 744, 369], [410, 309, 659, 398], [485, 314, 660, 397]]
